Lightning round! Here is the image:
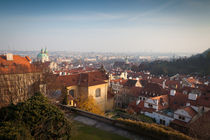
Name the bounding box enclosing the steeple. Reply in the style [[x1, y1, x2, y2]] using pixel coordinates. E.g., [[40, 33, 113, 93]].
[[44, 48, 48, 54], [125, 56, 129, 64], [99, 64, 106, 73]]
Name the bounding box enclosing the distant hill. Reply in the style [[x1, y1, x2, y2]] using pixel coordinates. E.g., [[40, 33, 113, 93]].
[[193, 48, 210, 58], [133, 48, 210, 76]]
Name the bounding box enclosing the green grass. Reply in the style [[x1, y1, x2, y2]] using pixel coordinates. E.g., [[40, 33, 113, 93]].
[[106, 110, 155, 123], [137, 114, 155, 123], [71, 121, 129, 140]]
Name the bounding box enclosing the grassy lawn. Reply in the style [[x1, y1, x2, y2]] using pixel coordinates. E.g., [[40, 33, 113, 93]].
[[106, 110, 154, 123], [137, 114, 155, 123], [71, 121, 129, 140]]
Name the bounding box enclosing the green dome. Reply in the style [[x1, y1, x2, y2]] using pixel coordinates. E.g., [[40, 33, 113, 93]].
[[37, 49, 49, 62], [37, 53, 48, 59]]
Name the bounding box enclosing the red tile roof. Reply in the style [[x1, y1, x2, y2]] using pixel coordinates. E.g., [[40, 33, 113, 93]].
[[181, 106, 197, 117], [169, 92, 188, 110], [188, 111, 210, 139], [128, 100, 152, 113], [171, 119, 188, 127], [111, 78, 127, 85], [124, 79, 139, 87], [0, 54, 39, 74], [150, 94, 169, 110], [57, 70, 108, 87]]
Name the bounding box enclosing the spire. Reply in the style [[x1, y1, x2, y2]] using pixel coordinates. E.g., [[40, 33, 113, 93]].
[[44, 48, 48, 54], [125, 56, 129, 64], [41, 48, 44, 53], [99, 64, 106, 73]]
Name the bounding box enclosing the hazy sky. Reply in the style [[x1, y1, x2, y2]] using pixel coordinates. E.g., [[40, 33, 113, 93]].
[[0, 0, 210, 53]]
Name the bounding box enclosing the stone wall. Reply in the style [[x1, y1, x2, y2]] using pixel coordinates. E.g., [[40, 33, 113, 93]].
[[0, 72, 45, 108]]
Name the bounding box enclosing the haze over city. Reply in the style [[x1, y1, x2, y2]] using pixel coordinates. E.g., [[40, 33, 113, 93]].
[[0, 0, 210, 53], [1, 1, 210, 140]]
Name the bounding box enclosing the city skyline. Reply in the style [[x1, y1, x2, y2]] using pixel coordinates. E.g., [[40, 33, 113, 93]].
[[0, 0, 210, 53]]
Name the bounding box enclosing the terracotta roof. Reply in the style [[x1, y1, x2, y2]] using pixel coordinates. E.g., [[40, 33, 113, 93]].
[[128, 100, 154, 113], [124, 82, 169, 98], [150, 94, 169, 110], [171, 119, 188, 127], [188, 111, 210, 139], [54, 67, 96, 75], [149, 78, 165, 84], [128, 101, 141, 112], [0, 54, 39, 74], [169, 92, 188, 110], [189, 95, 210, 108], [57, 74, 79, 87], [111, 78, 127, 85], [124, 79, 139, 87], [124, 87, 142, 97], [142, 82, 168, 95], [57, 70, 108, 87], [165, 80, 180, 88], [181, 106, 197, 117]]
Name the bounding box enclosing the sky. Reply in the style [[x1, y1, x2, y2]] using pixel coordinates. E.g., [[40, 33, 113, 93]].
[[0, 0, 210, 53]]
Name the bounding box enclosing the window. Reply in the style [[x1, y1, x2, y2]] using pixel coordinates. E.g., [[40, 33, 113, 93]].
[[95, 88, 101, 97], [148, 104, 153, 108], [179, 116, 185, 120], [160, 119, 165, 125], [69, 89, 75, 97]]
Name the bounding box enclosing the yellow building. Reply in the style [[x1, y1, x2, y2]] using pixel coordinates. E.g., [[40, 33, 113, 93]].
[[58, 70, 109, 112]]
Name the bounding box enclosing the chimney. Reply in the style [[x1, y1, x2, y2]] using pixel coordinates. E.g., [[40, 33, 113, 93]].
[[170, 89, 176, 96], [188, 93, 197, 100], [6, 53, 13, 61], [163, 80, 166, 89]]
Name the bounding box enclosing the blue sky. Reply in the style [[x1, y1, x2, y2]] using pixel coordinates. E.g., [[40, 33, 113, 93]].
[[0, 0, 210, 53]]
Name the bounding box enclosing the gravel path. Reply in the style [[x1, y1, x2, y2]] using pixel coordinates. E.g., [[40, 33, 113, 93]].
[[73, 115, 151, 140]]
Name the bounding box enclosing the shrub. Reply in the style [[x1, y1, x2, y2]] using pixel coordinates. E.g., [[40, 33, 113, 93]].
[[0, 92, 71, 140], [0, 121, 34, 140], [116, 118, 192, 140]]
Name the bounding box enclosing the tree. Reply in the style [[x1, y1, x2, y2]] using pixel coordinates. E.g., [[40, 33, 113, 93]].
[[61, 87, 69, 105], [77, 95, 104, 115]]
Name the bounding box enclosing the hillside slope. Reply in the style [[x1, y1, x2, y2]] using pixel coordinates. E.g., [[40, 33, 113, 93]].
[[135, 48, 210, 76]]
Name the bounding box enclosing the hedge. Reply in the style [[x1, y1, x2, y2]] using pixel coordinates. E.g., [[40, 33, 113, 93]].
[[116, 118, 192, 140]]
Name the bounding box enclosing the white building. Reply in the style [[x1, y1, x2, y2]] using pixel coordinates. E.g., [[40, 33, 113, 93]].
[[173, 106, 197, 123]]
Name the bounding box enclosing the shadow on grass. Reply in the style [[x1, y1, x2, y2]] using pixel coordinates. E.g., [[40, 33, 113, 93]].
[[71, 121, 129, 140]]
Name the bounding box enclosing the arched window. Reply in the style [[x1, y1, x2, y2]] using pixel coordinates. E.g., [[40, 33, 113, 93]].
[[95, 88, 101, 97], [69, 89, 75, 97]]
